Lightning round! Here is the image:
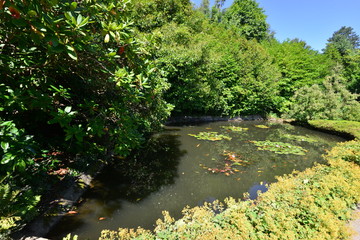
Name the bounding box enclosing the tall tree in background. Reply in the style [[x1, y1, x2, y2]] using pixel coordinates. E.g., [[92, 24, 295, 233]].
[[199, 0, 210, 16], [325, 26, 360, 93], [222, 0, 268, 41], [325, 26, 360, 56], [210, 0, 225, 22]]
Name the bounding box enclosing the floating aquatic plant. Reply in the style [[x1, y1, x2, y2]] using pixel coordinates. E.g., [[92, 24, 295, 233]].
[[188, 132, 231, 141], [255, 125, 270, 129], [282, 134, 318, 143], [251, 140, 307, 155], [221, 126, 249, 132]]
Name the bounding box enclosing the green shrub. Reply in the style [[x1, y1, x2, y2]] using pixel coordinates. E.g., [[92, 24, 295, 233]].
[[286, 72, 360, 121], [326, 140, 360, 165], [0, 0, 171, 156], [0, 184, 40, 236]]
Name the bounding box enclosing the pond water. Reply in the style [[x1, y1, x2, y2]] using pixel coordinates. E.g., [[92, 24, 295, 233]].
[[47, 121, 345, 239]]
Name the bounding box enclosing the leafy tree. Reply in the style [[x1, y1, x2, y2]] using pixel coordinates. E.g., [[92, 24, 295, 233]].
[[155, 16, 281, 116], [343, 50, 360, 93], [130, 0, 192, 32], [324, 27, 360, 93], [222, 0, 268, 41], [215, 0, 226, 8], [210, 0, 226, 23], [265, 39, 332, 99]]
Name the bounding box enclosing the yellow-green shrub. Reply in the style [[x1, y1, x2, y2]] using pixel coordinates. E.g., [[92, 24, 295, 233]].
[[327, 140, 360, 165]]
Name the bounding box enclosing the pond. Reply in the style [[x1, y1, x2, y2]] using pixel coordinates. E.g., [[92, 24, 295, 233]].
[[46, 121, 345, 239]]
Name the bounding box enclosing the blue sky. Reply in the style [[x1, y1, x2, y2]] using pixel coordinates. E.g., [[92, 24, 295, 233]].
[[191, 0, 360, 52]]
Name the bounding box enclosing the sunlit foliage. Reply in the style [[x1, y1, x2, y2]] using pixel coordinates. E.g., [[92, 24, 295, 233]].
[[287, 68, 360, 121]]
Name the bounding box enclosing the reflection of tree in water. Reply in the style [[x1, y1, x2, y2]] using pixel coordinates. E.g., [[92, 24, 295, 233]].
[[116, 133, 186, 201], [85, 133, 186, 203], [45, 133, 186, 239]]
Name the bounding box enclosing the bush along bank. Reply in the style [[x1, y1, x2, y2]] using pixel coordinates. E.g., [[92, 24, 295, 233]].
[[98, 120, 360, 240]]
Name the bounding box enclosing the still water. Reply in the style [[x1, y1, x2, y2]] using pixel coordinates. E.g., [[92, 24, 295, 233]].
[[47, 121, 345, 239]]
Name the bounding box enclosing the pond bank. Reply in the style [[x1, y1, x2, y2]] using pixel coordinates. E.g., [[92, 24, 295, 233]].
[[165, 114, 266, 125], [12, 174, 93, 240], [12, 158, 105, 240]]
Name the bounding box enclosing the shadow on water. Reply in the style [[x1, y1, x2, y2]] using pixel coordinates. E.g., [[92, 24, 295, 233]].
[[46, 132, 186, 239]]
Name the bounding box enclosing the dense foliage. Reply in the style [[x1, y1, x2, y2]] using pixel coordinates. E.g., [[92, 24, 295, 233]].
[[287, 67, 360, 121], [156, 21, 281, 116], [265, 39, 333, 99], [1, 0, 360, 236], [324, 26, 360, 93], [222, 0, 269, 41], [0, 0, 171, 234]]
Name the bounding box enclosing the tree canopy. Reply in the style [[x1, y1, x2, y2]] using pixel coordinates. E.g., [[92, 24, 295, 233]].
[[222, 0, 269, 41]]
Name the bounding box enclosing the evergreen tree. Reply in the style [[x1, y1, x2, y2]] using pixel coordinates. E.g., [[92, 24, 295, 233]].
[[324, 26, 360, 93], [325, 26, 360, 56]]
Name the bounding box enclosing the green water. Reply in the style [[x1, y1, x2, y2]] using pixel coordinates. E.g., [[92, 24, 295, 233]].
[[47, 121, 345, 239]]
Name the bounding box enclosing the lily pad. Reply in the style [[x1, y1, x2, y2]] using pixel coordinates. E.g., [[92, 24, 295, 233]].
[[282, 134, 318, 143], [251, 140, 307, 155], [221, 126, 249, 132], [255, 125, 270, 129], [188, 132, 231, 141]]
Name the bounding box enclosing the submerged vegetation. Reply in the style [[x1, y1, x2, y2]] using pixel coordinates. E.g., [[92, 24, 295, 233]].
[[200, 151, 250, 176], [0, 0, 359, 237]]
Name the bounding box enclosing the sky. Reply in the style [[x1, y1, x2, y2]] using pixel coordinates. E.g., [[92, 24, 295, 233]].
[[191, 0, 360, 52]]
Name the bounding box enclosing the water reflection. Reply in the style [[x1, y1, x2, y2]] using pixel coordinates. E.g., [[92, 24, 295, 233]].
[[46, 133, 185, 239], [248, 182, 269, 200]]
